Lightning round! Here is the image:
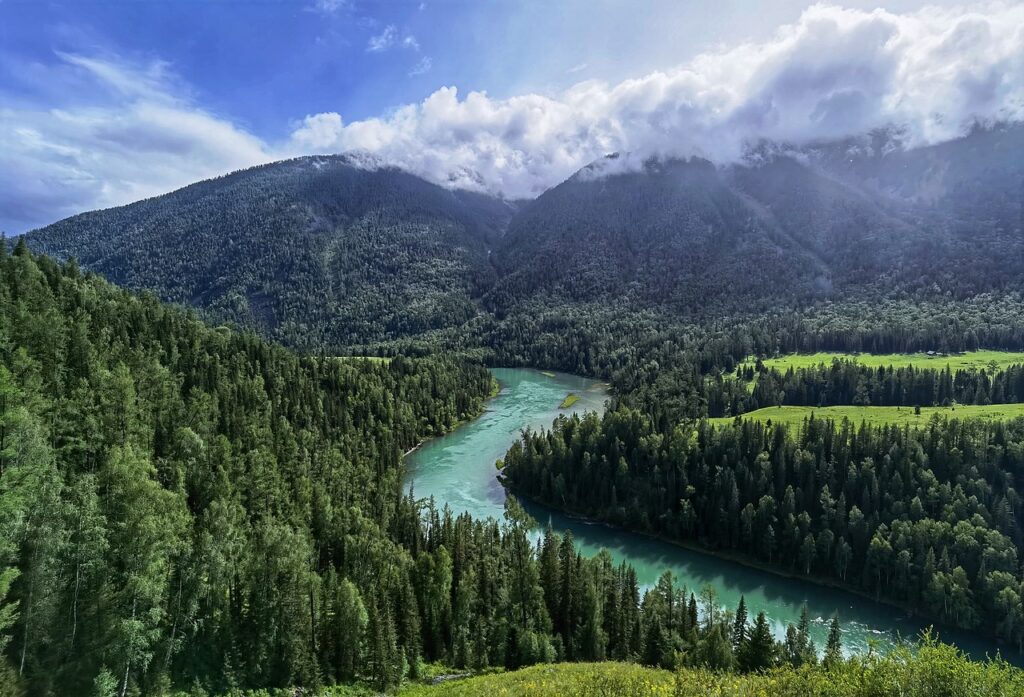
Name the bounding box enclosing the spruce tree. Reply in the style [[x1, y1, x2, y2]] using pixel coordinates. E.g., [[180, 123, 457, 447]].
[[731, 595, 748, 652], [824, 614, 843, 666], [741, 612, 776, 672]]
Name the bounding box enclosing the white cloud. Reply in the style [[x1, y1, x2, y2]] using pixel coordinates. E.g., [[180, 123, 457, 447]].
[[409, 56, 432, 77], [5, 3, 1024, 232], [367, 24, 421, 54], [367, 25, 398, 52], [290, 3, 1024, 197], [310, 0, 348, 15], [0, 54, 272, 232]]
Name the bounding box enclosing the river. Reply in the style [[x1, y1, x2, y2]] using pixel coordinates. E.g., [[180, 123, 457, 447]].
[[404, 367, 1016, 662]]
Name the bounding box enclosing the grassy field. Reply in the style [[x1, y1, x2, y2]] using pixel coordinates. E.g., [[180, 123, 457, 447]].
[[336, 355, 392, 364], [560, 393, 580, 409], [710, 403, 1024, 428], [743, 350, 1024, 373], [394, 647, 1024, 696], [399, 663, 673, 697]]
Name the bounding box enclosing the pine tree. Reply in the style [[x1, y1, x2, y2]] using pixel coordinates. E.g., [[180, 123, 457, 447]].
[[696, 624, 734, 671], [824, 614, 843, 666], [796, 604, 816, 665], [731, 595, 748, 652], [741, 612, 776, 672], [642, 614, 666, 667]]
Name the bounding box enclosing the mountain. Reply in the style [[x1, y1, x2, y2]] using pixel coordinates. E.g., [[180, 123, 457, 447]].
[[22, 154, 517, 349], [23, 125, 1024, 350], [486, 156, 830, 316], [488, 124, 1024, 315]]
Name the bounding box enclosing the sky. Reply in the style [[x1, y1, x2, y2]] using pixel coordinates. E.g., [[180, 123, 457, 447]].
[[1, 0, 1023, 233]]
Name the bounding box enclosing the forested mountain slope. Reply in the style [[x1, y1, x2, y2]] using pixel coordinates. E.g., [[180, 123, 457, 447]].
[[0, 241, 502, 693], [485, 157, 827, 315], [21, 154, 517, 350], [489, 124, 1024, 314], [21, 125, 1024, 356], [2, 242, 958, 695]]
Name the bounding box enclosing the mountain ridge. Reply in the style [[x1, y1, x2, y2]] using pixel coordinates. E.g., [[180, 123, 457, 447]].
[[22, 124, 1024, 351]]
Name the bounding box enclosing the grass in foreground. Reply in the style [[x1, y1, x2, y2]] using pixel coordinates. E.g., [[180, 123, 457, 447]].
[[205, 639, 1023, 696], [560, 393, 580, 409], [400, 662, 673, 697], [710, 403, 1024, 428], [398, 640, 1024, 696], [743, 350, 1024, 372]]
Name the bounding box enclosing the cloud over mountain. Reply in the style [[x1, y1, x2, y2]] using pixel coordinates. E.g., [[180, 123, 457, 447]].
[[289, 3, 1024, 197], [3, 3, 1022, 232]]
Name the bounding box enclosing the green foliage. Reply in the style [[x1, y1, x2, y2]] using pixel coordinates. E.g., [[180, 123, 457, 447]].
[[23, 157, 516, 350], [504, 407, 1024, 647], [746, 351, 1024, 372], [709, 404, 1024, 427], [559, 393, 580, 409], [708, 355, 1024, 418], [0, 248, 498, 694], [397, 636, 1024, 696]]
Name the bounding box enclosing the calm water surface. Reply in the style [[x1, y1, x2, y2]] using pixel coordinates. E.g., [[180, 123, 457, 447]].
[[405, 368, 1017, 662]]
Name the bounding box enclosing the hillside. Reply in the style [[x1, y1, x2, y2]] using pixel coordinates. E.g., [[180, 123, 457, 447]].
[[12, 125, 1019, 356], [394, 645, 1024, 697], [21, 154, 517, 350], [489, 124, 1024, 315], [21, 126, 1024, 354], [0, 242, 498, 694], [485, 156, 828, 315]]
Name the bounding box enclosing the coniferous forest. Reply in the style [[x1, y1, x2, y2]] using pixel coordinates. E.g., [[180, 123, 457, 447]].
[[6, 236, 1024, 695], [0, 243, 897, 695], [503, 409, 1024, 648], [8, 118, 1024, 697], [6, 2, 1024, 693]]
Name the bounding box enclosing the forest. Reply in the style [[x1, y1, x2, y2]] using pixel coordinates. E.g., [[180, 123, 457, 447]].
[[502, 407, 1024, 650], [7, 234, 1024, 694], [704, 359, 1024, 417], [0, 243, 919, 696]]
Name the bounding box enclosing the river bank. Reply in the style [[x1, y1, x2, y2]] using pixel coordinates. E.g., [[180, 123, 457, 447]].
[[403, 367, 1018, 663], [402, 376, 502, 458], [505, 485, 1018, 658]]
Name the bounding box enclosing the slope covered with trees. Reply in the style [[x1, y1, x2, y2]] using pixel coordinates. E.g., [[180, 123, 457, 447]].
[[20, 125, 1024, 361], [487, 123, 1024, 316], [21, 155, 517, 350], [0, 241, 504, 694], [502, 408, 1024, 650], [0, 243, 907, 696]]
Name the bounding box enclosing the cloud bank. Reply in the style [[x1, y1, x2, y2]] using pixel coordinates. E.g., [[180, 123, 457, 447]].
[[3, 3, 1023, 232], [290, 3, 1024, 196]]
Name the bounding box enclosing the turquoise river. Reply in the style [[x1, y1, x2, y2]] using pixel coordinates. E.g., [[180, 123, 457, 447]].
[[404, 368, 1018, 663]]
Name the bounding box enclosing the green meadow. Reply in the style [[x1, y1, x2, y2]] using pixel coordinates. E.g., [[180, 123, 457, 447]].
[[742, 350, 1024, 372], [710, 403, 1024, 428]]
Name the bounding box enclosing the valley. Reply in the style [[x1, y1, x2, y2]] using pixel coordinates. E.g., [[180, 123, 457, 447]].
[[5, 2, 1024, 694], [6, 131, 1024, 692], [406, 369, 1017, 663]]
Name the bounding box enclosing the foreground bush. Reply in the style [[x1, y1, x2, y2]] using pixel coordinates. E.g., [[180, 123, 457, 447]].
[[397, 637, 1024, 697]]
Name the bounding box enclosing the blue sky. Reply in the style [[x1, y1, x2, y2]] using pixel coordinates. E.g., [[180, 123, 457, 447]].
[[2, 1, 1021, 233]]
